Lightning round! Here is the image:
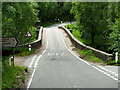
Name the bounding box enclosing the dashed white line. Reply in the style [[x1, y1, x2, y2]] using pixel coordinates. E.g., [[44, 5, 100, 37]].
[[56, 53, 58, 55], [28, 55, 36, 69], [27, 40, 48, 89], [73, 85, 77, 88], [34, 55, 42, 68]]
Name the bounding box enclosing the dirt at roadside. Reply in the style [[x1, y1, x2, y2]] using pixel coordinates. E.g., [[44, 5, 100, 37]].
[[59, 28, 106, 66]]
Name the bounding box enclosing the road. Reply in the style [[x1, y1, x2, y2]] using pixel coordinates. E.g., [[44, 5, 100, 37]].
[[28, 22, 118, 89]]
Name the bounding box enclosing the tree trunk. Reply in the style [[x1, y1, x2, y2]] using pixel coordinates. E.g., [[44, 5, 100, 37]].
[[91, 33, 94, 45], [91, 25, 95, 45]]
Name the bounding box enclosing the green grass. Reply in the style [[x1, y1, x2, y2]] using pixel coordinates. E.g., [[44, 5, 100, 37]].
[[75, 48, 104, 63], [75, 48, 120, 65], [89, 56, 103, 63], [2, 65, 27, 89]]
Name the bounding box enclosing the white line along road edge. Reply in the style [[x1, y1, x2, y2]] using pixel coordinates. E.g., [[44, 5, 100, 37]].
[[28, 55, 37, 69], [59, 27, 119, 82], [27, 40, 48, 89]]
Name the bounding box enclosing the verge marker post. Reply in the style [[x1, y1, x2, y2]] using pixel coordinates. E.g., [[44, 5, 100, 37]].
[[29, 45, 31, 51], [115, 52, 118, 63]]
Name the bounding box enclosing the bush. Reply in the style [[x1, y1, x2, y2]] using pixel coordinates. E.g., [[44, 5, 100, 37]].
[[81, 50, 94, 56], [106, 60, 116, 65]]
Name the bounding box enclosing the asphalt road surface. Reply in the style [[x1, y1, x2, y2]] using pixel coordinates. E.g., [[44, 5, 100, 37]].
[[29, 22, 118, 89]]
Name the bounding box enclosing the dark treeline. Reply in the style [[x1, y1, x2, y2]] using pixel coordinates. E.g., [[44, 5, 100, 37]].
[[2, 2, 73, 45], [38, 2, 73, 22]]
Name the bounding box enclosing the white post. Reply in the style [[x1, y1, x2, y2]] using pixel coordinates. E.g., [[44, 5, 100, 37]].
[[29, 45, 31, 51], [9, 57, 11, 65], [61, 21, 63, 23], [115, 52, 118, 63]]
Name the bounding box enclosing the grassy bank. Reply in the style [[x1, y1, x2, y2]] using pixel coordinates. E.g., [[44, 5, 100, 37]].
[[75, 48, 104, 63], [2, 56, 29, 89], [2, 65, 28, 89], [75, 48, 120, 65]]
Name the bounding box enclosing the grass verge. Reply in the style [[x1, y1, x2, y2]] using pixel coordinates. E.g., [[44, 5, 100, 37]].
[[75, 48, 104, 63], [75, 48, 120, 65], [2, 65, 28, 89]]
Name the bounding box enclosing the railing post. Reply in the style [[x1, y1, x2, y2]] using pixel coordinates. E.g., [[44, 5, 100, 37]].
[[115, 52, 118, 63]]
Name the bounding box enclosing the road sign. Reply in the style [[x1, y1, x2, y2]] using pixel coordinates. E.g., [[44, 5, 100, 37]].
[[0, 38, 20, 47], [24, 30, 32, 37]]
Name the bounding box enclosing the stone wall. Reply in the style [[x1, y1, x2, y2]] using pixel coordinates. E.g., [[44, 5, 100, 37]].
[[18, 26, 43, 49], [58, 26, 113, 62]]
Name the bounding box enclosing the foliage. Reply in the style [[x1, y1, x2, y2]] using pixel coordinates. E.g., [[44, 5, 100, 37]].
[[37, 2, 73, 23], [2, 2, 39, 44], [75, 48, 104, 63], [108, 19, 120, 53], [2, 64, 27, 89], [14, 47, 36, 57], [71, 2, 119, 53], [65, 23, 91, 45], [81, 50, 94, 56]]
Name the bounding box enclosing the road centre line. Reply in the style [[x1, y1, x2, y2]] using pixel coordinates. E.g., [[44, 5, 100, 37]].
[[28, 55, 36, 69], [27, 40, 48, 89], [34, 55, 42, 68]]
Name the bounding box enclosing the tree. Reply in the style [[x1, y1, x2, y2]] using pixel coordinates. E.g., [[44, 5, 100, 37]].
[[71, 2, 110, 45], [2, 2, 39, 44], [108, 19, 120, 53]]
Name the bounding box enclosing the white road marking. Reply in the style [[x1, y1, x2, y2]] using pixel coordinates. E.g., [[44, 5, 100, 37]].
[[56, 53, 58, 55], [27, 69, 36, 90], [60, 30, 90, 66], [34, 55, 42, 68], [28, 55, 36, 69], [98, 66, 118, 76], [48, 53, 50, 56], [59, 28, 119, 82], [27, 40, 48, 89], [61, 53, 63, 56], [92, 66, 119, 81], [46, 41, 48, 49], [73, 85, 77, 88]]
